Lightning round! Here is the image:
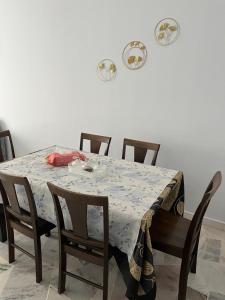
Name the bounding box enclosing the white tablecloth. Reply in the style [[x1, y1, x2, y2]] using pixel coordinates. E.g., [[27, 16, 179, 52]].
[[0, 146, 178, 259]]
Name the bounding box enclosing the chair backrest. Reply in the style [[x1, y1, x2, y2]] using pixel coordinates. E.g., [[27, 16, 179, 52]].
[[184, 171, 222, 261], [0, 130, 15, 162], [47, 182, 109, 249], [0, 172, 38, 227], [122, 138, 160, 165], [80, 132, 111, 156]]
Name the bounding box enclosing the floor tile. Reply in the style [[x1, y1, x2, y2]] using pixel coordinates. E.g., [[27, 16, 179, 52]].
[[208, 292, 225, 300], [0, 224, 224, 299], [187, 287, 207, 300]]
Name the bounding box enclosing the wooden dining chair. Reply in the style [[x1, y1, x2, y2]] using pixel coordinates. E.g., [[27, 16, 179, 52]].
[[47, 182, 111, 300], [80, 132, 112, 156], [0, 203, 7, 242], [150, 171, 222, 300], [0, 130, 15, 162], [122, 138, 160, 165], [0, 172, 55, 283]]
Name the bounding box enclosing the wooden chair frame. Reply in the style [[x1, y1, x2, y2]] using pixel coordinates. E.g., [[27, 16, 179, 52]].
[[122, 138, 160, 165], [150, 171, 222, 300], [0, 130, 15, 162], [47, 182, 110, 300], [80, 132, 111, 156], [0, 172, 55, 283]]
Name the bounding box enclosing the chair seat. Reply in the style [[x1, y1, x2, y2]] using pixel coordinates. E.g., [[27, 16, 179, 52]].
[[37, 215, 56, 236], [150, 209, 191, 258], [21, 208, 56, 236], [62, 229, 104, 250], [66, 239, 114, 259], [64, 235, 114, 267]]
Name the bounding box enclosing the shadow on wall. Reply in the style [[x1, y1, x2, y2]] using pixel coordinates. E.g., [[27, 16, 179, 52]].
[[0, 120, 7, 130], [0, 118, 6, 142]]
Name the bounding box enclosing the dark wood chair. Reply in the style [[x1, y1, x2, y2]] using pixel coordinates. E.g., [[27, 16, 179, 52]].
[[47, 182, 111, 300], [0, 203, 7, 242], [122, 138, 160, 165], [80, 132, 112, 156], [0, 130, 15, 162], [0, 172, 55, 283], [150, 171, 222, 300]]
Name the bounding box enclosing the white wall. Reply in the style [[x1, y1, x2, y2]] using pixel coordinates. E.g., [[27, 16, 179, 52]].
[[0, 0, 225, 222]]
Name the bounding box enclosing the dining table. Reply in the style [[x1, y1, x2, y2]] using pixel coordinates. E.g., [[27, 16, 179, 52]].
[[0, 145, 184, 299]]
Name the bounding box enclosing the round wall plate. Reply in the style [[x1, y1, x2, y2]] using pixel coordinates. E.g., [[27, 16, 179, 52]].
[[97, 59, 117, 82], [122, 41, 147, 70], [154, 18, 180, 46]]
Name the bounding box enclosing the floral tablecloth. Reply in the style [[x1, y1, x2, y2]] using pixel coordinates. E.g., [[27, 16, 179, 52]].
[[0, 146, 184, 299]]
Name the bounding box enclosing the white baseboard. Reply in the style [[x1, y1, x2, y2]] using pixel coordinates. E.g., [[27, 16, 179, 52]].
[[184, 210, 225, 232]]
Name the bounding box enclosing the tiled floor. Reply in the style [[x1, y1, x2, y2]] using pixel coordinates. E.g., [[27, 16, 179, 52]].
[[0, 224, 225, 300]]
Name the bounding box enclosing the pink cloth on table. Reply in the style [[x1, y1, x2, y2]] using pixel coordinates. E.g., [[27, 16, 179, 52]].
[[46, 151, 86, 167]]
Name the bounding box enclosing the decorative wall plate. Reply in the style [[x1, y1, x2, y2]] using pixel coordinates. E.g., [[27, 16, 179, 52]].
[[122, 41, 147, 70], [155, 18, 180, 46], [97, 59, 117, 82]]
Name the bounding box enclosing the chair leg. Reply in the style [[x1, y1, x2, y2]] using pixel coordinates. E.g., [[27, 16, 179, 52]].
[[103, 263, 108, 300], [191, 252, 197, 274], [178, 258, 189, 300], [191, 239, 199, 274], [34, 236, 42, 283], [8, 226, 15, 263], [58, 248, 66, 294]]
